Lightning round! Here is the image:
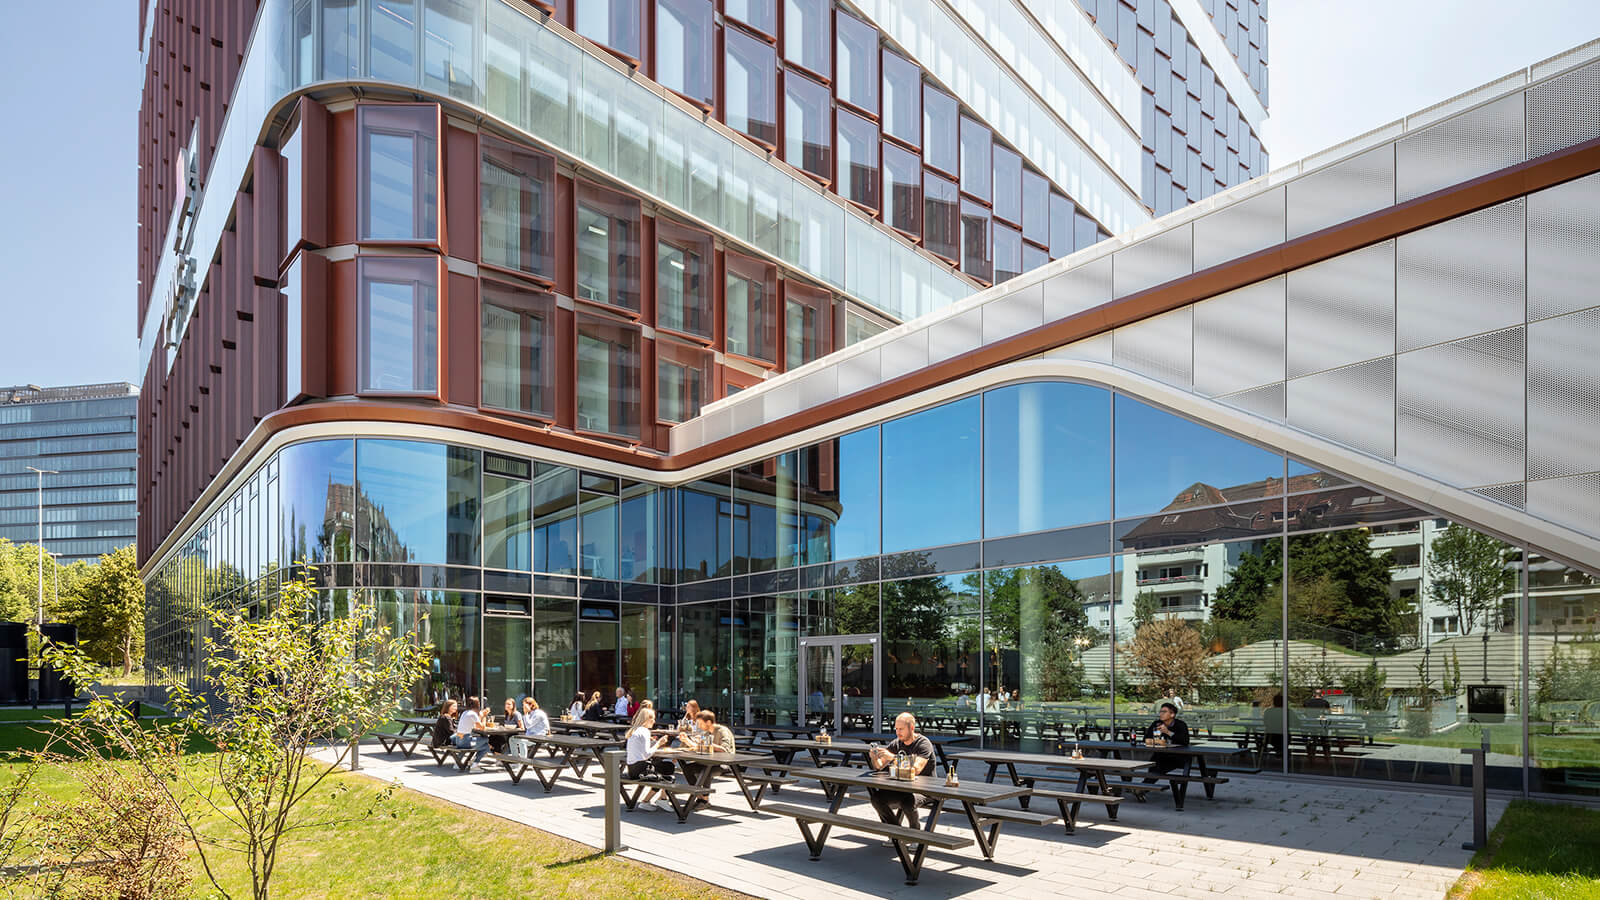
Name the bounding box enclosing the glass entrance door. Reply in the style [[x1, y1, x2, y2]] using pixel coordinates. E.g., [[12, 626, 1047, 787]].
[[798, 634, 881, 736]]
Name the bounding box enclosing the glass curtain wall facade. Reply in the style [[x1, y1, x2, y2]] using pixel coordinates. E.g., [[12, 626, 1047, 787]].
[[147, 378, 1600, 798]]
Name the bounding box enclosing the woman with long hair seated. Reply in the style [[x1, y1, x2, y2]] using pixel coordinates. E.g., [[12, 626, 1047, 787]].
[[625, 707, 676, 811], [582, 691, 606, 721]]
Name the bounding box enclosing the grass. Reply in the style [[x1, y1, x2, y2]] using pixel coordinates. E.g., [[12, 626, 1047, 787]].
[[1450, 799, 1600, 899], [3, 756, 746, 899]]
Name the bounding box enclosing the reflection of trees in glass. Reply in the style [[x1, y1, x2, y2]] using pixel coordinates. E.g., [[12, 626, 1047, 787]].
[[1122, 617, 1215, 700], [1132, 591, 1158, 632], [1426, 524, 1513, 636], [981, 566, 1093, 702], [1535, 644, 1600, 708]]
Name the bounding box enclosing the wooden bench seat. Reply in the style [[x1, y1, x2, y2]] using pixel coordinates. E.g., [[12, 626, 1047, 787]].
[[426, 743, 478, 771], [374, 733, 421, 757], [762, 802, 973, 885], [487, 753, 566, 792], [1028, 788, 1123, 834], [937, 801, 1061, 831], [617, 778, 712, 822]]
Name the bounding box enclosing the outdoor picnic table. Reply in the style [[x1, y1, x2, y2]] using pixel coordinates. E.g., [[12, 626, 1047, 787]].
[[375, 717, 440, 757], [553, 719, 630, 736], [1066, 739, 1247, 810], [842, 733, 974, 771], [738, 724, 813, 741], [523, 733, 619, 778], [792, 766, 1031, 860], [658, 749, 788, 811], [947, 748, 1151, 796], [763, 737, 875, 769], [394, 716, 438, 736]]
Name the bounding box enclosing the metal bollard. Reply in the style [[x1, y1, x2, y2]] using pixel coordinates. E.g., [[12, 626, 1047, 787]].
[[349, 735, 362, 771], [1458, 734, 1489, 850], [602, 749, 626, 854]]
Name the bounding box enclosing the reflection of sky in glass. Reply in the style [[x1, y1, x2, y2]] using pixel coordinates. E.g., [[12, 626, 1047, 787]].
[[1114, 395, 1283, 518], [883, 397, 980, 552], [984, 382, 1111, 536], [832, 428, 880, 562], [279, 439, 353, 564], [358, 439, 447, 562]]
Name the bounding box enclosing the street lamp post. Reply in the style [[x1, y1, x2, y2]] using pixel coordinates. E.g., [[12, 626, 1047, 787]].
[[23, 466, 57, 627]]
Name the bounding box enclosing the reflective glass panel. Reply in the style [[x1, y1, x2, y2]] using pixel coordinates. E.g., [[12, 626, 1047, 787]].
[[882, 141, 921, 237], [480, 138, 555, 278], [575, 183, 642, 313], [480, 281, 554, 417], [360, 257, 437, 393], [1050, 191, 1075, 259], [484, 473, 531, 570], [579, 490, 618, 579], [882, 50, 920, 147], [984, 383, 1112, 538], [655, 221, 713, 338], [679, 474, 731, 581], [279, 439, 354, 564], [621, 603, 658, 704], [483, 615, 532, 707], [1023, 170, 1050, 247], [533, 463, 578, 575], [377, 589, 478, 705], [575, 0, 642, 60], [1114, 394, 1284, 519], [534, 596, 577, 709], [618, 480, 659, 583], [656, 338, 713, 423], [368, 0, 418, 84], [959, 116, 991, 202], [422, 0, 476, 100], [575, 315, 642, 438], [355, 439, 479, 565], [783, 0, 829, 75], [359, 105, 436, 241], [923, 84, 958, 175], [725, 0, 775, 34], [835, 10, 878, 112], [784, 280, 830, 369], [993, 222, 1022, 284], [679, 601, 732, 718], [837, 109, 879, 211], [992, 143, 1022, 225], [725, 26, 778, 146], [923, 171, 958, 262], [656, 0, 714, 106], [882, 573, 980, 730], [960, 198, 992, 283], [883, 397, 980, 553], [783, 70, 832, 182], [726, 254, 778, 362], [1528, 550, 1600, 797]]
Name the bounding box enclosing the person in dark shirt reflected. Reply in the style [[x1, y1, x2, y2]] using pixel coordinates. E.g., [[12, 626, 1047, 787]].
[[1141, 702, 1192, 783], [867, 712, 937, 828]]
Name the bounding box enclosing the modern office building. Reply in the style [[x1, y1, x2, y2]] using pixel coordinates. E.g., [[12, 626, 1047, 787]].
[[0, 383, 139, 563], [137, 0, 1600, 800]]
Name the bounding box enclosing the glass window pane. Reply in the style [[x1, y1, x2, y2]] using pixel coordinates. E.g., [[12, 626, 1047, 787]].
[[797, 428, 878, 564], [534, 596, 576, 708], [678, 474, 731, 581], [1023, 242, 1048, 275], [883, 572, 980, 709], [734, 456, 791, 574], [279, 439, 354, 564], [422, 0, 476, 101], [655, 0, 714, 106], [680, 601, 732, 718], [656, 338, 714, 423], [368, 0, 417, 84], [882, 142, 921, 237], [359, 105, 437, 241], [923, 84, 958, 175], [992, 143, 1022, 225], [882, 50, 920, 147], [580, 491, 618, 579], [480, 280, 554, 417], [959, 116, 991, 202], [725, 0, 775, 35], [836, 109, 879, 211], [994, 222, 1022, 283], [575, 182, 642, 313], [484, 473, 531, 570], [1050, 191, 1075, 259], [1074, 209, 1101, 253], [1114, 394, 1284, 518], [783, 70, 831, 182], [533, 463, 578, 575], [483, 616, 531, 710], [960, 198, 992, 283], [655, 221, 713, 339], [617, 481, 659, 582], [835, 9, 878, 113], [321, 0, 358, 80], [575, 0, 642, 60], [784, 280, 830, 369], [359, 256, 437, 393], [576, 314, 643, 438], [923, 170, 958, 262], [985, 383, 1111, 537], [883, 397, 980, 552], [355, 439, 479, 565], [726, 253, 778, 362], [725, 26, 778, 146], [783, 0, 829, 75], [1023, 170, 1050, 247], [480, 138, 555, 278]]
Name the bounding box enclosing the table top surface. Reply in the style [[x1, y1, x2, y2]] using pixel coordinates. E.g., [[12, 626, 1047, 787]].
[[764, 738, 875, 753], [663, 749, 772, 766], [395, 716, 438, 727], [739, 724, 813, 735], [948, 748, 1151, 772], [555, 720, 630, 732], [1073, 739, 1248, 757], [526, 733, 618, 749], [477, 725, 522, 735], [797, 766, 1031, 803], [843, 732, 975, 746]]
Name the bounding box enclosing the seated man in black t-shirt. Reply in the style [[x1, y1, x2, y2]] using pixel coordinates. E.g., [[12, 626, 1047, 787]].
[[1141, 702, 1192, 783], [867, 712, 936, 828]]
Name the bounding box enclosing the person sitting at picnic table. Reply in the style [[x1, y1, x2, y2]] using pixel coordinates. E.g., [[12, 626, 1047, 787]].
[[451, 696, 493, 767], [521, 697, 550, 738], [1141, 702, 1192, 783], [431, 699, 459, 750], [582, 691, 606, 720], [626, 707, 677, 812], [678, 710, 737, 809], [614, 686, 631, 718], [568, 692, 585, 720], [484, 697, 521, 753], [1262, 693, 1297, 759], [677, 699, 701, 734], [866, 712, 936, 828]]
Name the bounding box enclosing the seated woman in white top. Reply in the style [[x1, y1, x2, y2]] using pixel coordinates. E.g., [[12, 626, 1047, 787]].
[[521, 696, 550, 737], [450, 696, 492, 766], [568, 693, 585, 720], [625, 707, 676, 811]]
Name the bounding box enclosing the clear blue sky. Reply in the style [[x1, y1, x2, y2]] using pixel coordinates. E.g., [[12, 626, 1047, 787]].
[[0, 3, 1595, 390]]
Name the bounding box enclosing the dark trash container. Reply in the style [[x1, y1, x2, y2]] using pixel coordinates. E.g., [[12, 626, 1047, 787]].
[[37, 623, 78, 703], [1467, 684, 1507, 725], [0, 622, 27, 704]]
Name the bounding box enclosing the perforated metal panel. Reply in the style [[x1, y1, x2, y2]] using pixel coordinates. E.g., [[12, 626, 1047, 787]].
[[928, 306, 983, 363], [1397, 327, 1525, 488], [1220, 382, 1286, 421], [836, 346, 881, 396], [1287, 357, 1396, 459], [764, 380, 801, 423], [1193, 276, 1286, 396], [1527, 59, 1600, 159], [1043, 256, 1113, 322], [1194, 187, 1286, 272], [798, 365, 840, 411], [879, 328, 928, 382], [1527, 472, 1600, 540], [733, 391, 767, 433], [1527, 171, 1600, 321], [1113, 306, 1193, 389], [1287, 240, 1396, 378], [1113, 224, 1193, 298], [1397, 199, 1525, 353], [983, 280, 1045, 343], [1286, 144, 1395, 240], [1528, 307, 1600, 480], [1043, 331, 1114, 365], [1471, 483, 1527, 509], [1396, 93, 1525, 203]]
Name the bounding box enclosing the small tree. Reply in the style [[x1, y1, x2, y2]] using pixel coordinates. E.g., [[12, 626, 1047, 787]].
[[1131, 591, 1159, 633], [1121, 617, 1215, 700], [59, 544, 146, 674], [1340, 658, 1389, 711], [1426, 524, 1511, 636]]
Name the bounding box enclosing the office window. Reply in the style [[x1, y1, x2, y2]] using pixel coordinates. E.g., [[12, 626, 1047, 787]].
[[480, 138, 554, 279], [960, 198, 992, 283], [1023, 242, 1048, 274], [359, 256, 437, 394], [656, 338, 714, 423], [783, 70, 832, 183], [1022, 169, 1050, 246], [574, 0, 643, 60], [1050, 191, 1075, 259], [784, 0, 829, 76], [368, 0, 417, 84], [359, 105, 437, 241], [993, 222, 1022, 283], [422, 0, 477, 100], [725, 253, 778, 362], [574, 182, 642, 314], [1074, 209, 1101, 252], [725, 25, 778, 146], [992, 143, 1022, 225], [923, 84, 958, 174], [480, 280, 555, 418], [656, 0, 714, 106], [836, 109, 879, 211], [882, 141, 921, 237], [784, 280, 830, 369], [923, 171, 959, 262], [959, 116, 991, 202], [575, 314, 642, 438], [835, 10, 878, 113], [724, 0, 775, 35], [882, 50, 920, 147], [655, 221, 713, 339], [281, 122, 303, 255]]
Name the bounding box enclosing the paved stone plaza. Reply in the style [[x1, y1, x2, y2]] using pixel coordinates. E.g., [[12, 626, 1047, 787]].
[[329, 745, 1506, 898]]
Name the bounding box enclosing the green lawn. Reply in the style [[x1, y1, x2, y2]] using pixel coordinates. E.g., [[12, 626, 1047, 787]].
[[3, 755, 744, 899], [1451, 799, 1600, 898]]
